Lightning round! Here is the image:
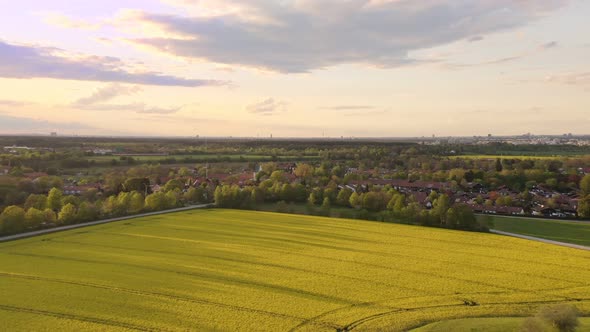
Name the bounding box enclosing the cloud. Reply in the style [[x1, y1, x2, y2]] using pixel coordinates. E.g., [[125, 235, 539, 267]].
[[71, 83, 181, 114], [539, 41, 558, 50], [0, 40, 229, 87], [44, 13, 101, 30], [447, 41, 561, 69], [75, 102, 181, 114], [246, 98, 287, 115], [467, 36, 484, 43], [0, 100, 32, 107], [73, 83, 142, 106], [320, 105, 375, 110], [0, 113, 96, 133], [546, 72, 590, 86], [124, 0, 569, 73]]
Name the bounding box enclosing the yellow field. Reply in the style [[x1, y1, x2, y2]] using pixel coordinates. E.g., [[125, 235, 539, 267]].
[[0, 209, 589, 331]]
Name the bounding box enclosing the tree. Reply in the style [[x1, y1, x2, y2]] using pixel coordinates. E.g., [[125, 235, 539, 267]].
[[164, 179, 183, 192], [165, 190, 179, 208], [321, 197, 331, 209], [294, 163, 314, 182], [77, 202, 99, 222], [43, 208, 57, 224], [349, 191, 361, 208], [24, 194, 47, 210], [128, 192, 145, 213], [495, 158, 503, 172], [578, 195, 590, 218], [61, 195, 80, 207], [46, 188, 63, 211], [581, 174, 590, 196], [445, 204, 478, 230], [431, 194, 450, 225], [123, 177, 151, 194], [145, 192, 168, 211], [0, 206, 26, 234], [336, 188, 353, 207], [58, 203, 77, 225], [24, 208, 44, 229]]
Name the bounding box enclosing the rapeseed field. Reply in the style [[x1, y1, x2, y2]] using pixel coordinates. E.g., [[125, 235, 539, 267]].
[[0, 209, 588, 331]]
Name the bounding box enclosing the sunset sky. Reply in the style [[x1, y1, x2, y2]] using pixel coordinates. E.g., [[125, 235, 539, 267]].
[[0, 0, 589, 137]]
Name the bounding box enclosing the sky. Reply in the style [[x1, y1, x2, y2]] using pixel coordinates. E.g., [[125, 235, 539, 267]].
[[0, 0, 589, 137]]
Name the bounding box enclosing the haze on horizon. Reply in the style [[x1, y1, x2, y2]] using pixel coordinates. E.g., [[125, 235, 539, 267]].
[[0, 0, 589, 138]]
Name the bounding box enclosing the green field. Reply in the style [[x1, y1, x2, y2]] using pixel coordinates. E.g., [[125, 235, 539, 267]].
[[87, 154, 319, 162], [412, 317, 590, 331], [451, 154, 589, 160], [1, 209, 589, 331], [485, 215, 590, 247]]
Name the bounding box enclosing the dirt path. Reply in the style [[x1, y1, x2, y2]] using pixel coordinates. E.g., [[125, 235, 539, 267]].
[[0, 204, 212, 243], [490, 229, 590, 251]]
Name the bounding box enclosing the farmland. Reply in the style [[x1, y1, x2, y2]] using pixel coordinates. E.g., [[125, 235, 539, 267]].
[[486, 215, 590, 247], [1, 209, 589, 331], [412, 317, 590, 331]]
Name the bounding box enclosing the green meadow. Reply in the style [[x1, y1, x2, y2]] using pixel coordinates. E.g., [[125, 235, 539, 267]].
[[486, 215, 590, 247], [1, 209, 589, 331]]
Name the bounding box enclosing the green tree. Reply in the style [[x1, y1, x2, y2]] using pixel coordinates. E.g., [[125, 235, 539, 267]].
[[128, 192, 145, 213], [163, 179, 183, 192], [336, 188, 353, 207], [578, 195, 590, 218], [581, 174, 590, 196], [123, 177, 151, 194], [145, 192, 168, 211], [321, 197, 331, 209], [77, 202, 99, 222], [0, 206, 26, 234], [445, 204, 478, 230], [58, 203, 77, 225], [61, 195, 80, 207], [24, 208, 44, 229], [24, 194, 47, 210], [46, 188, 63, 211], [431, 194, 450, 225], [349, 191, 361, 208]]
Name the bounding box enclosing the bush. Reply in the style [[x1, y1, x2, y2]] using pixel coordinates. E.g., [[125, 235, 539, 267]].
[[521, 317, 556, 332], [536, 304, 579, 332]]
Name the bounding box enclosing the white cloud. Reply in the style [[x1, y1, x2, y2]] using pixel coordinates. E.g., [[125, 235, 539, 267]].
[[124, 0, 569, 73], [246, 98, 288, 115]]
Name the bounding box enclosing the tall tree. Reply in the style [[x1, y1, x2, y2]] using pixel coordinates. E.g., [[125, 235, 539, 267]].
[[0, 206, 26, 234], [58, 203, 77, 225], [46, 188, 63, 212]]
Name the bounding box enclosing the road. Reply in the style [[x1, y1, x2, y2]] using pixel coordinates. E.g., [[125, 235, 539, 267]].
[[490, 229, 590, 251], [0, 204, 213, 243]]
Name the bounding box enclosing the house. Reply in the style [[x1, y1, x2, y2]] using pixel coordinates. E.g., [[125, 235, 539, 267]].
[[468, 204, 525, 215], [24, 172, 49, 180], [63, 184, 100, 195]]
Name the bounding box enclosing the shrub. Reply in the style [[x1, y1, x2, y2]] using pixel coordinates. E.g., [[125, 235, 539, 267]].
[[536, 304, 579, 332]]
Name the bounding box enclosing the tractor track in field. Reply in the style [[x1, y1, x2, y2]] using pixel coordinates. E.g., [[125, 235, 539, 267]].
[[86, 230, 584, 293], [4, 252, 356, 305], [47, 238, 431, 294], [0, 304, 153, 331], [338, 297, 590, 331], [0, 271, 338, 329], [288, 285, 590, 332]]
